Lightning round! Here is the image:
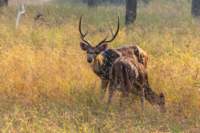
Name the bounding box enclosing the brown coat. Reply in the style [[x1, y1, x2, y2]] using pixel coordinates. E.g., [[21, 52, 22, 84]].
[[108, 56, 166, 112]]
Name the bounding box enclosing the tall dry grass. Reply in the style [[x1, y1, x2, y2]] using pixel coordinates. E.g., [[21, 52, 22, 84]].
[[0, 0, 199, 132]]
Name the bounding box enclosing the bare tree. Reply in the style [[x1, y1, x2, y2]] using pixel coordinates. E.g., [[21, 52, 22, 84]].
[[192, 0, 200, 17], [16, 4, 26, 29], [0, 0, 8, 7], [125, 0, 137, 25]]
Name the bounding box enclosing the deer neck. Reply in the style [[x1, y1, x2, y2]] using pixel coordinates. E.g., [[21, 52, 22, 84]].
[[91, 54, 105, 71], [90, 49, 121, 80], [91, 51, 112, 80], [91, 54, 105, 77]]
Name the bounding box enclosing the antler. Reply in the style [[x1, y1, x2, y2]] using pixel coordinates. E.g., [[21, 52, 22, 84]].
[[79, 16, 91, 45], [97, 16, 120, 47]]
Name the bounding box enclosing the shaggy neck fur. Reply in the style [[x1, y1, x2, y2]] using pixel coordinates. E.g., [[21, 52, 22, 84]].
[[91, 49, 121, 80]]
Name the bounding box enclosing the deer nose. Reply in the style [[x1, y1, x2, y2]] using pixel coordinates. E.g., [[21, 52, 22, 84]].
[[87, 58, 93, 63]]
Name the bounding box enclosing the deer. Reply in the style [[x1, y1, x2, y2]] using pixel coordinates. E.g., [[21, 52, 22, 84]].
[[108, 56, 166, 112], [79, 16, 148, 98]]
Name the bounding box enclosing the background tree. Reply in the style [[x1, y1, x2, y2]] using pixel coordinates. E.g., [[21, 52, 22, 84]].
[[82, 0, 125, 6], [125, 0, 137, 25], [0, 0, 8, 7], [142, 0, 150, 5], [192, 0, 200, 17], [87, 0, 97, 7]]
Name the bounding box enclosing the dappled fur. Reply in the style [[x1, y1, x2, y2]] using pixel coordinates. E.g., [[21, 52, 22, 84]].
[[108, 56, 166, 112], [116, 45, 148, 68], [91, 45, 148, 80], [89, 45, 149, 99], [91, 49, 121, 80]]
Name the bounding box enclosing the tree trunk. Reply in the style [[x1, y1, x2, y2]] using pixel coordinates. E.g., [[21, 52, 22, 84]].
[[0, 0, 8, 7], [125, 0, 137, 26], [192, 0, 200, 17], [88, 0, 97, 7]]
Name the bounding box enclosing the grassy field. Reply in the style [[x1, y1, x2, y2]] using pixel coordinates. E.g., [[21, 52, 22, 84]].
[[0, 0, 200, 132]]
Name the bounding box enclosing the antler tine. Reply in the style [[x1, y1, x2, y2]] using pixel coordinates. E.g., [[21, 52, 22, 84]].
[[97, 16, 120, 47], [105, 16, 120, 43], [79, 16, 90, 45]]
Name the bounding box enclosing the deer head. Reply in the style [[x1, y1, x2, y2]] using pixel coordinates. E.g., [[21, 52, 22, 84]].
[[79, 16, 120, 63]]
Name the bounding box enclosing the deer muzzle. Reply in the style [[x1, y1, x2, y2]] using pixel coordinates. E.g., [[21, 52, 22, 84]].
[[87, 54, 94, 63]]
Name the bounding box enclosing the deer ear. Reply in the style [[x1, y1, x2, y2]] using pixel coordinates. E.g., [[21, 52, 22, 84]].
[[80, 42, 89, 51], [97, 44, 108, 52]]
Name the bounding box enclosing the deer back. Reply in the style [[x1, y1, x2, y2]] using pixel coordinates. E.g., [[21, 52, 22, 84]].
[[116, 45, 148, 68]]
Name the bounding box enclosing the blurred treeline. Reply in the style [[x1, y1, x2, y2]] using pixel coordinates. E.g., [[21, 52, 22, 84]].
[[56, 0, 125, 4], [55, 0, 150, 5]]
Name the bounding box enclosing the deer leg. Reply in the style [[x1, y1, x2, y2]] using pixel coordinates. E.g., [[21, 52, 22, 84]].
[[106, 84, 114, 111], [100, 80, 109, 100], [120, 91, 129, 107], [140, 87, 145, 112], [135, 82, 145, 112], [107, 88, 114, 105]]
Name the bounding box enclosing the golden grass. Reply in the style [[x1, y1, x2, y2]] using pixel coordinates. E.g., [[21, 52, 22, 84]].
[[0, 0, 200, 132]]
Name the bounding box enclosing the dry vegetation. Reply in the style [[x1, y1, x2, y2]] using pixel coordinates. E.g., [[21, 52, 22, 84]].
[[0, 0, 200, 132]]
